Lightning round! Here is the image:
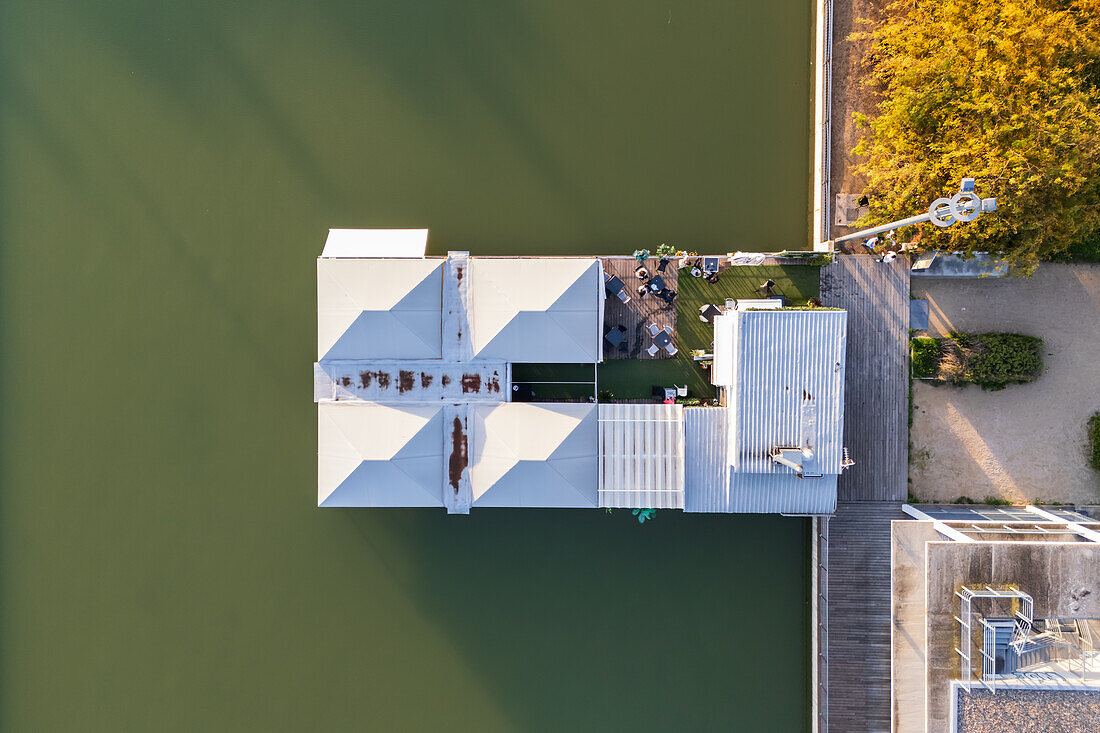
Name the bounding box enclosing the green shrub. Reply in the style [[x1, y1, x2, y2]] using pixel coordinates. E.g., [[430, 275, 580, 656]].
[[911, 338, 939, 378], [957, 333, 1043, 388], [1088, 412, 1100, 472], [982, 495, 1013, 506]]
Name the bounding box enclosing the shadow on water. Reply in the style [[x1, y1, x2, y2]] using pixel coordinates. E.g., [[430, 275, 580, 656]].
[[344, 510, 809, 732]]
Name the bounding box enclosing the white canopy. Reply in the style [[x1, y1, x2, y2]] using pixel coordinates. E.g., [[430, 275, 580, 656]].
[[470, 403, 598, 507], [317, 403, 444, 507], [317, 258, 443, 360], [598, 403, 685, 509], [469, 258, 601, 363], [321, 229, 429, 258]]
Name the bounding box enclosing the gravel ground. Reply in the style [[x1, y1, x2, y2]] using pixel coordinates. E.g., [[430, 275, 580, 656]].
[[958, 689, 1100, 732], [909, 265, 1100, 504]]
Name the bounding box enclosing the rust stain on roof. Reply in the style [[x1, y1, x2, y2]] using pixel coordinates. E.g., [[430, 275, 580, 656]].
[[461, 373, 482, 393], [421, 372, 433, 389], [398, 370, 415, 394], [359, 371, 373, 389], [441, 374, 451, 387], [447, 416, 468, 493]]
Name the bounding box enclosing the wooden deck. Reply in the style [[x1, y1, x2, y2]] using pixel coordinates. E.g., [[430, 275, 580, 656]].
[[819, 255, 909, 502], [823, 501, 905, 733], [600, 257, 679, 360]]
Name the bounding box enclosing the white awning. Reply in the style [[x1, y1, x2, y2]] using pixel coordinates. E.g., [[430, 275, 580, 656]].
[[469, 258, 601, 363], [469, 403, 598, 507], [321, 229, 429, 258], [317, 257, 443, 360], [598, 403, 685, 509], [318, 403, 444, 507]]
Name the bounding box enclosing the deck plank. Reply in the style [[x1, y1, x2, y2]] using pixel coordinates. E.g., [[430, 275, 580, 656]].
[[819, 255, 909, 502]]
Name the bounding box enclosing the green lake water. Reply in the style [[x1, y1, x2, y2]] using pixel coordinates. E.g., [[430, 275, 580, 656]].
[[0, 1, 814, 730]]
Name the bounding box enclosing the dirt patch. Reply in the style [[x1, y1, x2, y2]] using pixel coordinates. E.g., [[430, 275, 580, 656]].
[[447, 416, 468, 493], [909, 265, 1100, 504], [829, 0, 889, 243]]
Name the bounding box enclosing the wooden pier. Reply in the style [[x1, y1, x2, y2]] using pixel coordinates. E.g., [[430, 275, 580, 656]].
[[816, 255, 911, 733]]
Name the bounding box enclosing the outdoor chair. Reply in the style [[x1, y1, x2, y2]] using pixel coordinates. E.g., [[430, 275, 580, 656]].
[[618, 340, 628, 352], [646, 344, 660, 357], [674, 385, 688, 397], [665, 344, 678, 356], [656, 257, 670, 273], [647, 323, 660, 337], [617, 291, 630, 304]]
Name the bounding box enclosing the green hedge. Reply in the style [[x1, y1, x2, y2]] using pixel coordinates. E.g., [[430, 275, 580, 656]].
[[911, 338, 939, 378], [1089, 413, 1100, 472], [955, 333, 1043, 388], [911, 333, 1042, 388]]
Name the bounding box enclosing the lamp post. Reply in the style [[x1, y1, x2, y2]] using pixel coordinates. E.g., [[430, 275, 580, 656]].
[[834, 178, 997, 246]]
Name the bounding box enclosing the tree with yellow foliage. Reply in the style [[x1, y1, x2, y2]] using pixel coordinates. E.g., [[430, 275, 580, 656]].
[[854, 0, 1100, 271]]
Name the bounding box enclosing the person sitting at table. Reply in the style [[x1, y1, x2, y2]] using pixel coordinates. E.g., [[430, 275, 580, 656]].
[[635, 266, 649, 279], [690, 267, 702, 278], [705, 272, 719, 283]]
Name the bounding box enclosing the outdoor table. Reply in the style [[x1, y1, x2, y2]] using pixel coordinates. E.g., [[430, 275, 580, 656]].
[[604, 275, 626, 297], [652, 328, 672, 349], [703, 257, 720, 274], [604, 328, 625, 348], [648, 274, 666, 292], [699, 304, 722, 323]]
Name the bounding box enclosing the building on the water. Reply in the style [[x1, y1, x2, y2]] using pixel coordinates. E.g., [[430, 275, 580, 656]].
[[891, 504, 1100, 732], [314, 229, 850, 514]]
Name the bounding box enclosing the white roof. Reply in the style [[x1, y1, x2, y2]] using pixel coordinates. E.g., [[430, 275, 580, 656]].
[[318, 403, 444, 507], [321, 229, 428, 258], [469, 258, 601, 363], [469, 403, 598, 507], [317, 258, 443, 360], [598, 403, 685, 509], [715, 309, 848, 476]]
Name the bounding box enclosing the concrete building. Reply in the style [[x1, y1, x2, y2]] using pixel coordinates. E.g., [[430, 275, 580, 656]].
[[892, 504, 1100, 732]]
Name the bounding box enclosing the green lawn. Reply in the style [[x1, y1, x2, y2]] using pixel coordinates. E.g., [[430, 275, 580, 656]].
[[597, 264, 820, 400]]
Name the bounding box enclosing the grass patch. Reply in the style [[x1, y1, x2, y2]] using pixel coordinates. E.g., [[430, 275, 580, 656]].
[[911, 337, 939, 378], [596, 264, 820, 401], [1089, 412, 1100, 472], [911, 333, 1042, 389]]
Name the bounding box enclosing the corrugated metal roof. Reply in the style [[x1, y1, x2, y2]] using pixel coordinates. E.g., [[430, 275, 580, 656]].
[[727, 474, 837, 514], [598, 404, 684, 509], [683, 408, 729, 512], [685, 309, 847, 515], [727, 310, 847, 475]]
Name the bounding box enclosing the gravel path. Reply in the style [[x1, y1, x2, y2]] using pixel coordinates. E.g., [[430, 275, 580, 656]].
[[958, 689, 1100, 732]]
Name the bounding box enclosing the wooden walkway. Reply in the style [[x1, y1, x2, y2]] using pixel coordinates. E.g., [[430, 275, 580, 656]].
[[823, 501, 905, 733], [600, 257, 678, 360], [819, 255, 909, 502]]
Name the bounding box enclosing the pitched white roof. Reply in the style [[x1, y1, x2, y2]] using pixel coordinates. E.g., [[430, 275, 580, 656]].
[[468, 258, 601, 363], [318, 404, 444, 507], [317, 258, 443, 360], [321, 229, 428, 258], [470, 403, 598, 507]]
